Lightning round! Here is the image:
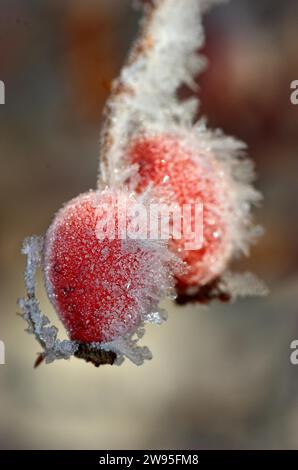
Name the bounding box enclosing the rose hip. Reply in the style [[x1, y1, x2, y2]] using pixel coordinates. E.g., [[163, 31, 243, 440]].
[[44, 188, 176, 343], [129, 133, 234, 291]]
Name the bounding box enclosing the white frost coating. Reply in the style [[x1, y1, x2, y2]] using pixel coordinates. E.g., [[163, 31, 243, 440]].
[[20, 0, 267, 367], [97, 327, 153, 366], [19, 197, 183, 366], [99, 0, 223, 187], [144, 309, 168, 325], [219, 271, 269, 300], [99, 0, 266, 298], [190, 120, 264, 260], [43, 187, 183, 348], [86, 303, 169, 366], [100, 307, 169, 366], [18, 237, 78, 363]]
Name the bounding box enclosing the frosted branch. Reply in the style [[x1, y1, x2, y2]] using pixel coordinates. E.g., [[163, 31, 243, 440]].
[[99, 0, 224, 187]]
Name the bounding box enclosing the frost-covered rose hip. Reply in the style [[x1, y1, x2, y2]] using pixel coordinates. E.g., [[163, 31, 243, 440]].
[[44, 188, 178, 344], [19, 0, 265, 367], [128, 133, 235, 290]]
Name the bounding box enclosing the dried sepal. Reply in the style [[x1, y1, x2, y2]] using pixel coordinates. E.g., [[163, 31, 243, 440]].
[[175, 271, 268, 305]]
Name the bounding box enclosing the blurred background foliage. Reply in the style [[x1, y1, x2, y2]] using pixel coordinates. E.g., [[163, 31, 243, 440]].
[[0, 0, 298, 449]]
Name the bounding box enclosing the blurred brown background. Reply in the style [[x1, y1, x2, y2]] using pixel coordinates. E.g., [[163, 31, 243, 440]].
[[0, 0, 298, 450]]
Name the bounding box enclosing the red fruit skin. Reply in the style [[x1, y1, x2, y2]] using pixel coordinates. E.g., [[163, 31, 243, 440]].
[[44, 190, 150, 343], [129, 134, 233, 289]]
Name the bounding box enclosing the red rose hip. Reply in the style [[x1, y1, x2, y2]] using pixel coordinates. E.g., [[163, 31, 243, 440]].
[[128, 133, 234, 290], [44, 188, 176, 343]]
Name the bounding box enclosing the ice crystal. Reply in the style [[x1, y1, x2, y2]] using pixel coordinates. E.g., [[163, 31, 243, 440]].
[[190, 121, 264, 261], [99, 329, 153, 367], [219, 271, 269, 301], [18, 237, 78, 364]]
